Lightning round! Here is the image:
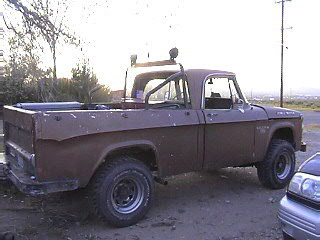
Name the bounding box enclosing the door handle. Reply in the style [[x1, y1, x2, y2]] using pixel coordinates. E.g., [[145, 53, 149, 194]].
[[207, 113, 218, 118]]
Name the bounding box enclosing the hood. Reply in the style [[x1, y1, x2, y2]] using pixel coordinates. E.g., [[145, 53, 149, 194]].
[[253, 104, 302, 119], [299, 153, 320, 176]]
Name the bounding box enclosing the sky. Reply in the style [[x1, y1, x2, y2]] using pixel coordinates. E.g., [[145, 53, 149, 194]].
[[2, 0, 320, 96]]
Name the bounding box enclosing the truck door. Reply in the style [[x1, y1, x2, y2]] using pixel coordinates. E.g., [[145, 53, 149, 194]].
[[202, 76, 256, 169], [142, 73, 201, 175]]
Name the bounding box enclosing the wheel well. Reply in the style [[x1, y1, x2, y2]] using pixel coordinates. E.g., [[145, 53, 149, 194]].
[[272, 128, 294, 147], [105, 146, 158, 171]]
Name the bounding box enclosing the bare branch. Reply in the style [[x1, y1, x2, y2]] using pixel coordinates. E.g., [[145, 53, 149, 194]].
[[3, 0, 78, 82]]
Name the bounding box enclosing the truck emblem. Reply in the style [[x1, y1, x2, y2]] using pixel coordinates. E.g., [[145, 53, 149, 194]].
[[277, 111, 295, 115], [257, 126, 269, 134]]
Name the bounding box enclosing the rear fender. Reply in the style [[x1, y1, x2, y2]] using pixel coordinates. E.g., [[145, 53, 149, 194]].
[[89, 140, 159, 183]]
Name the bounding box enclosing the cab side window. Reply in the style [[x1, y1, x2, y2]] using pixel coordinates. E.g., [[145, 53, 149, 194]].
[[146, 76, 190, 109], [204, 78, 239, 110]]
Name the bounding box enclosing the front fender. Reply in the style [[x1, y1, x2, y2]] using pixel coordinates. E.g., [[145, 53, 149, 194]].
[[265, 120, 298, 156], [255, 119, 299, 163]]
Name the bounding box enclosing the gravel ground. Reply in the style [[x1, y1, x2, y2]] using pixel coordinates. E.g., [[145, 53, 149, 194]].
[[0, 111, 319, 240], [0, 118, 3, 153]]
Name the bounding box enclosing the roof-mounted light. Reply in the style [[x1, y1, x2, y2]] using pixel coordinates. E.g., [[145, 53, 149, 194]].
[[130, 48, 179, 68], [130, 54, 137, 66], [169, 47, 178, 60]]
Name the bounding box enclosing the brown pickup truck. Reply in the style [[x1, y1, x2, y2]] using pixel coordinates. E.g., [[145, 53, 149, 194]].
[[2, 51, 306, 227]]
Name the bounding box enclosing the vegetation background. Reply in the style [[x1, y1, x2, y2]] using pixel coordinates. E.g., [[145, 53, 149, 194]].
[[0, 0, 111, 105]]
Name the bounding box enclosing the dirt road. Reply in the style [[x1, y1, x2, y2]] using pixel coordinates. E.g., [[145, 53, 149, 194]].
[[0, 111, 319, 240]]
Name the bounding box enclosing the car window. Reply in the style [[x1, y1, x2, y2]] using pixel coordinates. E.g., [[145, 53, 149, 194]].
[[204, 77, 239, 109], [148, 78, 189, 105]]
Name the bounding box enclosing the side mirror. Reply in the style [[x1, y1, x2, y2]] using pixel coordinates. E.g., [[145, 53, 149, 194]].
[[235, 98, 245, 113], [164, 91, 170, 100], [89, 85, 103, 96], [236, 98, 244, 105], [88, 85, 104, 104]]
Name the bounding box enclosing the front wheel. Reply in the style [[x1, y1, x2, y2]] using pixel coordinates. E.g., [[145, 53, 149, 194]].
[[257, 139, 296, 189], [282, 231, 295, 240], [89, 157, 154, 227]]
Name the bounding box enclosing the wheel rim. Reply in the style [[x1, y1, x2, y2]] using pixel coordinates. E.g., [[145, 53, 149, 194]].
[[275, 152, 292, 180], [111, 176, 144, 214]]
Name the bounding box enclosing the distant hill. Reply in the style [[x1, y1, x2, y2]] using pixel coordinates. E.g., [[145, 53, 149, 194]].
[[244, 88, 320, 97]]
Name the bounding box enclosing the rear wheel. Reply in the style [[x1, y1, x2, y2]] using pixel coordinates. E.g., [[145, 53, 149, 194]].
[[89, 157, 154, 227], [257, 139, 295, 189]]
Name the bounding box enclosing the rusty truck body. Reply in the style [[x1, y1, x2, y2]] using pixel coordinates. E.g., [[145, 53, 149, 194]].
[[2, 51, 306, 227]]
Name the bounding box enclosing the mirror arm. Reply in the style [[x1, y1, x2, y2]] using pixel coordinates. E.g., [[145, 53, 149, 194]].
[[123, 68, 129, 102], [179, 63, 188, 108]]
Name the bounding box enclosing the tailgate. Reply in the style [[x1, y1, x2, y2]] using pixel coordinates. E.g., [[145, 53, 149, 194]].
[[3, 106, 38, 175]]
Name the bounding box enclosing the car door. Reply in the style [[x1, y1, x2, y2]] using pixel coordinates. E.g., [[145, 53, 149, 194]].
[[202, 76, 256, 170]]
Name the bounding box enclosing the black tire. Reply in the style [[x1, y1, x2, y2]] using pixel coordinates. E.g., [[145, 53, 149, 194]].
[[89, 156, 154, 227], [282, 231, 295, 240], [257, 139, 295, 189]]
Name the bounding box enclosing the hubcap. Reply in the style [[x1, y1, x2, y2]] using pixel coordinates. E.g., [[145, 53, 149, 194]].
[[275, 152, 292, 180], [111, 177, 144, 214]]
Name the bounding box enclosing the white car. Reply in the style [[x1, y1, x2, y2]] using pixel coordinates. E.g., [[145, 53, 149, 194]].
[[278, 153, 320, 240]]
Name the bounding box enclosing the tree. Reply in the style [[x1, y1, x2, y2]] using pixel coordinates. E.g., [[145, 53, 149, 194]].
[[0, 36, 51, 104], [3, 0, 77, 84], [70, 61, 111, 103], [0, 54, 111, 104], [1, 0, 111, 104]]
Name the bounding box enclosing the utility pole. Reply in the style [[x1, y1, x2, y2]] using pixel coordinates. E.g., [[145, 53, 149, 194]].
[[280, 0, 285, 108], [276, 0, 291, 108], [0, 12, 5, 79]]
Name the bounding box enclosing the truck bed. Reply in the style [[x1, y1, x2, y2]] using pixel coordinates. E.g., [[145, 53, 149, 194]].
[[3, 103, 201, 188]]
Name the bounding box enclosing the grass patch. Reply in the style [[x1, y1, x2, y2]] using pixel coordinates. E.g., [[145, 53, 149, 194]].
[[304, 124, 320, 131], [255, 101, 320, 111], [283, 104, 320, 111]]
